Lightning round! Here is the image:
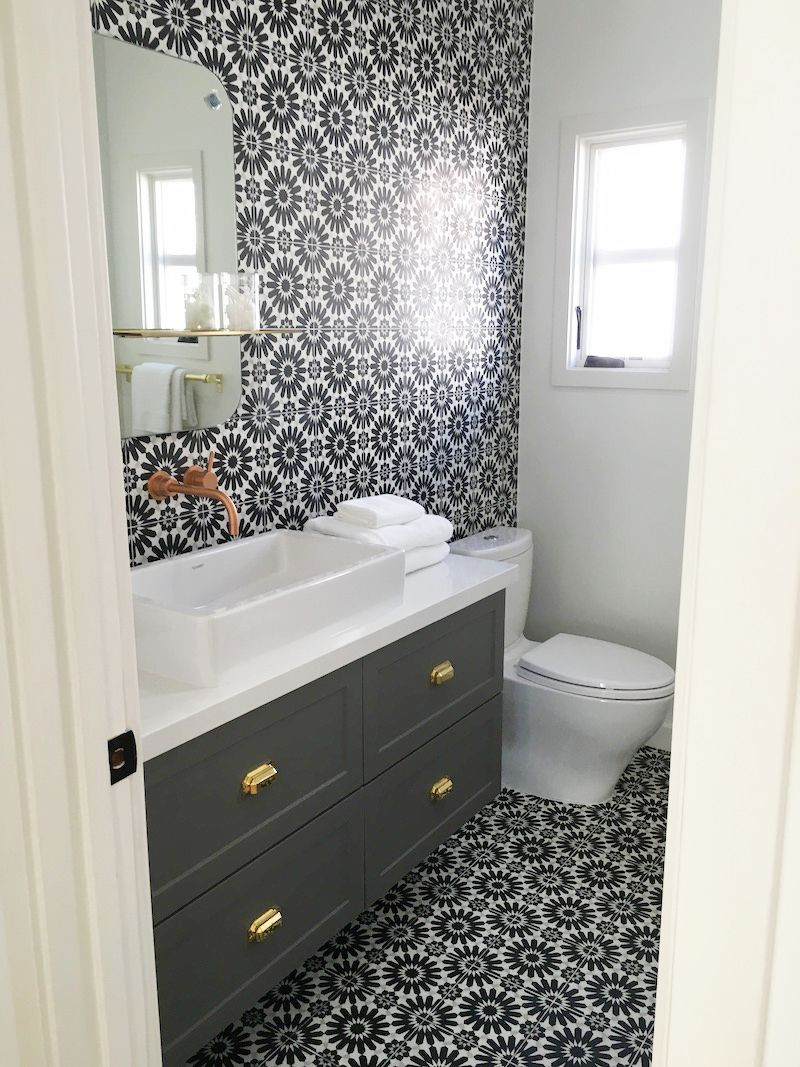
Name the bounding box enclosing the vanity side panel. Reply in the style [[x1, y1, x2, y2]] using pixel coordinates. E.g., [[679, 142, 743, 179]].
[[156, 791, 365, 1066], [362, 592, 504, 779], [145, 662, 363, 922], [364, 696, 502, 902]]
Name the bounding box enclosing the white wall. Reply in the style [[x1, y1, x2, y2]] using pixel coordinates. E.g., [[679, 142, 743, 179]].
[[518, 0, 722, 667]]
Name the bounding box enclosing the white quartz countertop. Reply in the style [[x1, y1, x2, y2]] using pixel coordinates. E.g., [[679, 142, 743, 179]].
[[137, 553, 514, 761]]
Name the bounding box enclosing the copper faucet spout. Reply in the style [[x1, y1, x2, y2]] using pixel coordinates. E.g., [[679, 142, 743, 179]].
[[146, 452, 239, 536], [192, 487, 240, 537]]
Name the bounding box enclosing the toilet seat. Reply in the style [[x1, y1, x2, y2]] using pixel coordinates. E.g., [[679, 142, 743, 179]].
[[516, 633, 675, 702]]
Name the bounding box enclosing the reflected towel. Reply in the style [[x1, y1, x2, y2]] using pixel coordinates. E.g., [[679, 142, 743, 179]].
[[405, 542, 449, 574], [305, 513, 453, 550], [116, 373, 131, 438], [335, 494, 424, 528], [169, 368, 199, 431], [131, 362, 176, 436]]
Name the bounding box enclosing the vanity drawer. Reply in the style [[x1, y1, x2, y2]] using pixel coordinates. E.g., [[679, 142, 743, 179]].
[[145, 663, 362, 922], [364, 696, 501, 902], [155, 791, 364, 1067], [363, 592, 504, 779]]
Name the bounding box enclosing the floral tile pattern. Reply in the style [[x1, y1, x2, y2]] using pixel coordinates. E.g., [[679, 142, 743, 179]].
[[188, 747, 669, 1066], [90, 0, 533, 564]]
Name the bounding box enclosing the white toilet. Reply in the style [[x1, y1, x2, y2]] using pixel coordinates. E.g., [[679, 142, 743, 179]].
[[450, 526, 674, 804]]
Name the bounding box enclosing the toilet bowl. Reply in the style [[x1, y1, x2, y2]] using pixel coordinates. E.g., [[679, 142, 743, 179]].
[[451, 526, 674, 804]]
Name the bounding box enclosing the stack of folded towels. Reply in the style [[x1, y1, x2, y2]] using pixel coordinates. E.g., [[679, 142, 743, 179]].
[[305, 494, 452, 575]]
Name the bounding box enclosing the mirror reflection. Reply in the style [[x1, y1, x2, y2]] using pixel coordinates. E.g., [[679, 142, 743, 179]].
[[92, 34, 241, 438]]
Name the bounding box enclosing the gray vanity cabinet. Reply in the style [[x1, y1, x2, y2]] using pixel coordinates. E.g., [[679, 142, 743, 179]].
[[145, 591, 504, 1066], [155, 793, 364, 1065], [362, 595, 504, 779], [364, 696, 502, 901], [145, 663, 362, 923]]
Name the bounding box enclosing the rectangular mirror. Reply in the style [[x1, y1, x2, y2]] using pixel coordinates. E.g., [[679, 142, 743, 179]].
[[93, 34, 242, 437]]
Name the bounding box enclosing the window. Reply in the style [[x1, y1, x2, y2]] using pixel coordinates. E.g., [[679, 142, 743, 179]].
[[578, 134, 685, 366], [137, 164, 203, 330], [552, 103, 709, 390]]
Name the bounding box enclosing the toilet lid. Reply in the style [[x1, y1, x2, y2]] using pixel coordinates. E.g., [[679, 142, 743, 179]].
[[450, 526, 532, 560], [518, 634, 675, 696]]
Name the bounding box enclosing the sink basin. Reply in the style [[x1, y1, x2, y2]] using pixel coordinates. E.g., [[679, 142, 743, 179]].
[[131, 530, 405, 686]]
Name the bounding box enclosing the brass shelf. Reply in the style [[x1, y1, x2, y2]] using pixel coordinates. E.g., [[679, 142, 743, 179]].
[[113, 328, 302, 338]]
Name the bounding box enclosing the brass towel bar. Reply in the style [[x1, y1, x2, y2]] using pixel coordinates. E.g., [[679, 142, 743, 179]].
[[115, 364, 224, 393]]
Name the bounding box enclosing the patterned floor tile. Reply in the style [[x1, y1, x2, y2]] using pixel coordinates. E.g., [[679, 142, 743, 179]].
[[187, 747, 669, 1067]]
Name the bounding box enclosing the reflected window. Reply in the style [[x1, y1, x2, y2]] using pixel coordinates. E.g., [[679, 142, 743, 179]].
[[137, 165, 200, 329]]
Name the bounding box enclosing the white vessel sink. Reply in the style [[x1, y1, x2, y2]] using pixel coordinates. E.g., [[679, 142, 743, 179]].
[[131, 530, 405, 686]]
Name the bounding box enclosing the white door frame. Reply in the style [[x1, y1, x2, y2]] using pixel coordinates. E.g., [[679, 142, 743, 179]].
[[1, 0, 799, 1064], [653, 0, 800, 1063], [0, 0, 160, 1063]]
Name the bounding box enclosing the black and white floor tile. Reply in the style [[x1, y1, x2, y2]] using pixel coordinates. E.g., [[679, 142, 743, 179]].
[[188, 747, 669, 1066]]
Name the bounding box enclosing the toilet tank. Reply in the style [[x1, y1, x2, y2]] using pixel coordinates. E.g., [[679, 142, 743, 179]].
[[450, 526, 533, 647]]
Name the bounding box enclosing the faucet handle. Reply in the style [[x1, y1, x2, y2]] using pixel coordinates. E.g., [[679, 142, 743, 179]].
[[184, 450, 219, 490], [147, 470, 181, 501]]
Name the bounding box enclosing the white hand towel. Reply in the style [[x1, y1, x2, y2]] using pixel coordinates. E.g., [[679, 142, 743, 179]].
[[169, 368, 199, 431], [168, 368, 185, 432], [131, 362, 177, 436], [305, 513, 453, 550], [405, 542, 449, 574], [116, 373, 131, 438], [335, 494, 424, 528], [184, 371, 199, 428]]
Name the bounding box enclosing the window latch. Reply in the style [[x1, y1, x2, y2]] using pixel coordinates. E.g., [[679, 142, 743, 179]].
[[575, 305, 582, 350]]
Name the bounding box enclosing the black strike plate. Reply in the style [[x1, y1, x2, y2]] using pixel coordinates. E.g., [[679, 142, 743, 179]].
[[107, 730, 138, 785]]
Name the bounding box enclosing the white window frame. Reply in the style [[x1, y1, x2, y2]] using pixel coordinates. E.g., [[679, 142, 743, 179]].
[[138, 165, 195, 329], [551, 101, 711, 391], [116, 150, 210, 362], [135, 153, 206, 331]]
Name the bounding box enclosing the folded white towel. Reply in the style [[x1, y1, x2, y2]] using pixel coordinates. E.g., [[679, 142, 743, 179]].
[[405, 542, 449, 574], [131, 362, 176, 436], [335, 494, 424, 529], [305, 513, 453, 550]]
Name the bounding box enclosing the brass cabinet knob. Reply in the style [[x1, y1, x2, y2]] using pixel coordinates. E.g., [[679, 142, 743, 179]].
[[241, 762, 278, 795], [248, 907, 282, 943], [430, 775, 454, 801], [430, 660, 455, 685]]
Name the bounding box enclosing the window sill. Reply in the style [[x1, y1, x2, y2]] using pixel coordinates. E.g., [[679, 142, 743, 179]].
[[551, 362, 691, 391]]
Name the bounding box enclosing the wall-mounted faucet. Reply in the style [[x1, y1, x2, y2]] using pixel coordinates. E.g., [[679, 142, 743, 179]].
[[147, 451, 239, 536]]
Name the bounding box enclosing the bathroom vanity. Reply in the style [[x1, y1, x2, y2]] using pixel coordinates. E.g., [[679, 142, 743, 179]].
[[137, 554, 510, 1064]]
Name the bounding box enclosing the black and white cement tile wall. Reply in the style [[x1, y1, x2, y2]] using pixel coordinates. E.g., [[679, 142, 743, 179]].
[[90, 0, 533, 565], [187, 747, 668, 1066]]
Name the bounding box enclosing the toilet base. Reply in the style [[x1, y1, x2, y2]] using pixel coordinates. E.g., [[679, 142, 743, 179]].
[[501, 640, 671, 805], [646, 718, 673, 752]]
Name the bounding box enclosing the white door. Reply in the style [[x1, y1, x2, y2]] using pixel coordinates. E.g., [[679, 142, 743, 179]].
[[654, 0, 800, 1062], [0, 0, 160, 1063]]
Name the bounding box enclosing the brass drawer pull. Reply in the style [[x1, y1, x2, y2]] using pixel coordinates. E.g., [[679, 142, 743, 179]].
[[241, 762, 277, 795], [430, 660, 455, 685], [430, 775, 454, 802], [248, 907, 282, 943]]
